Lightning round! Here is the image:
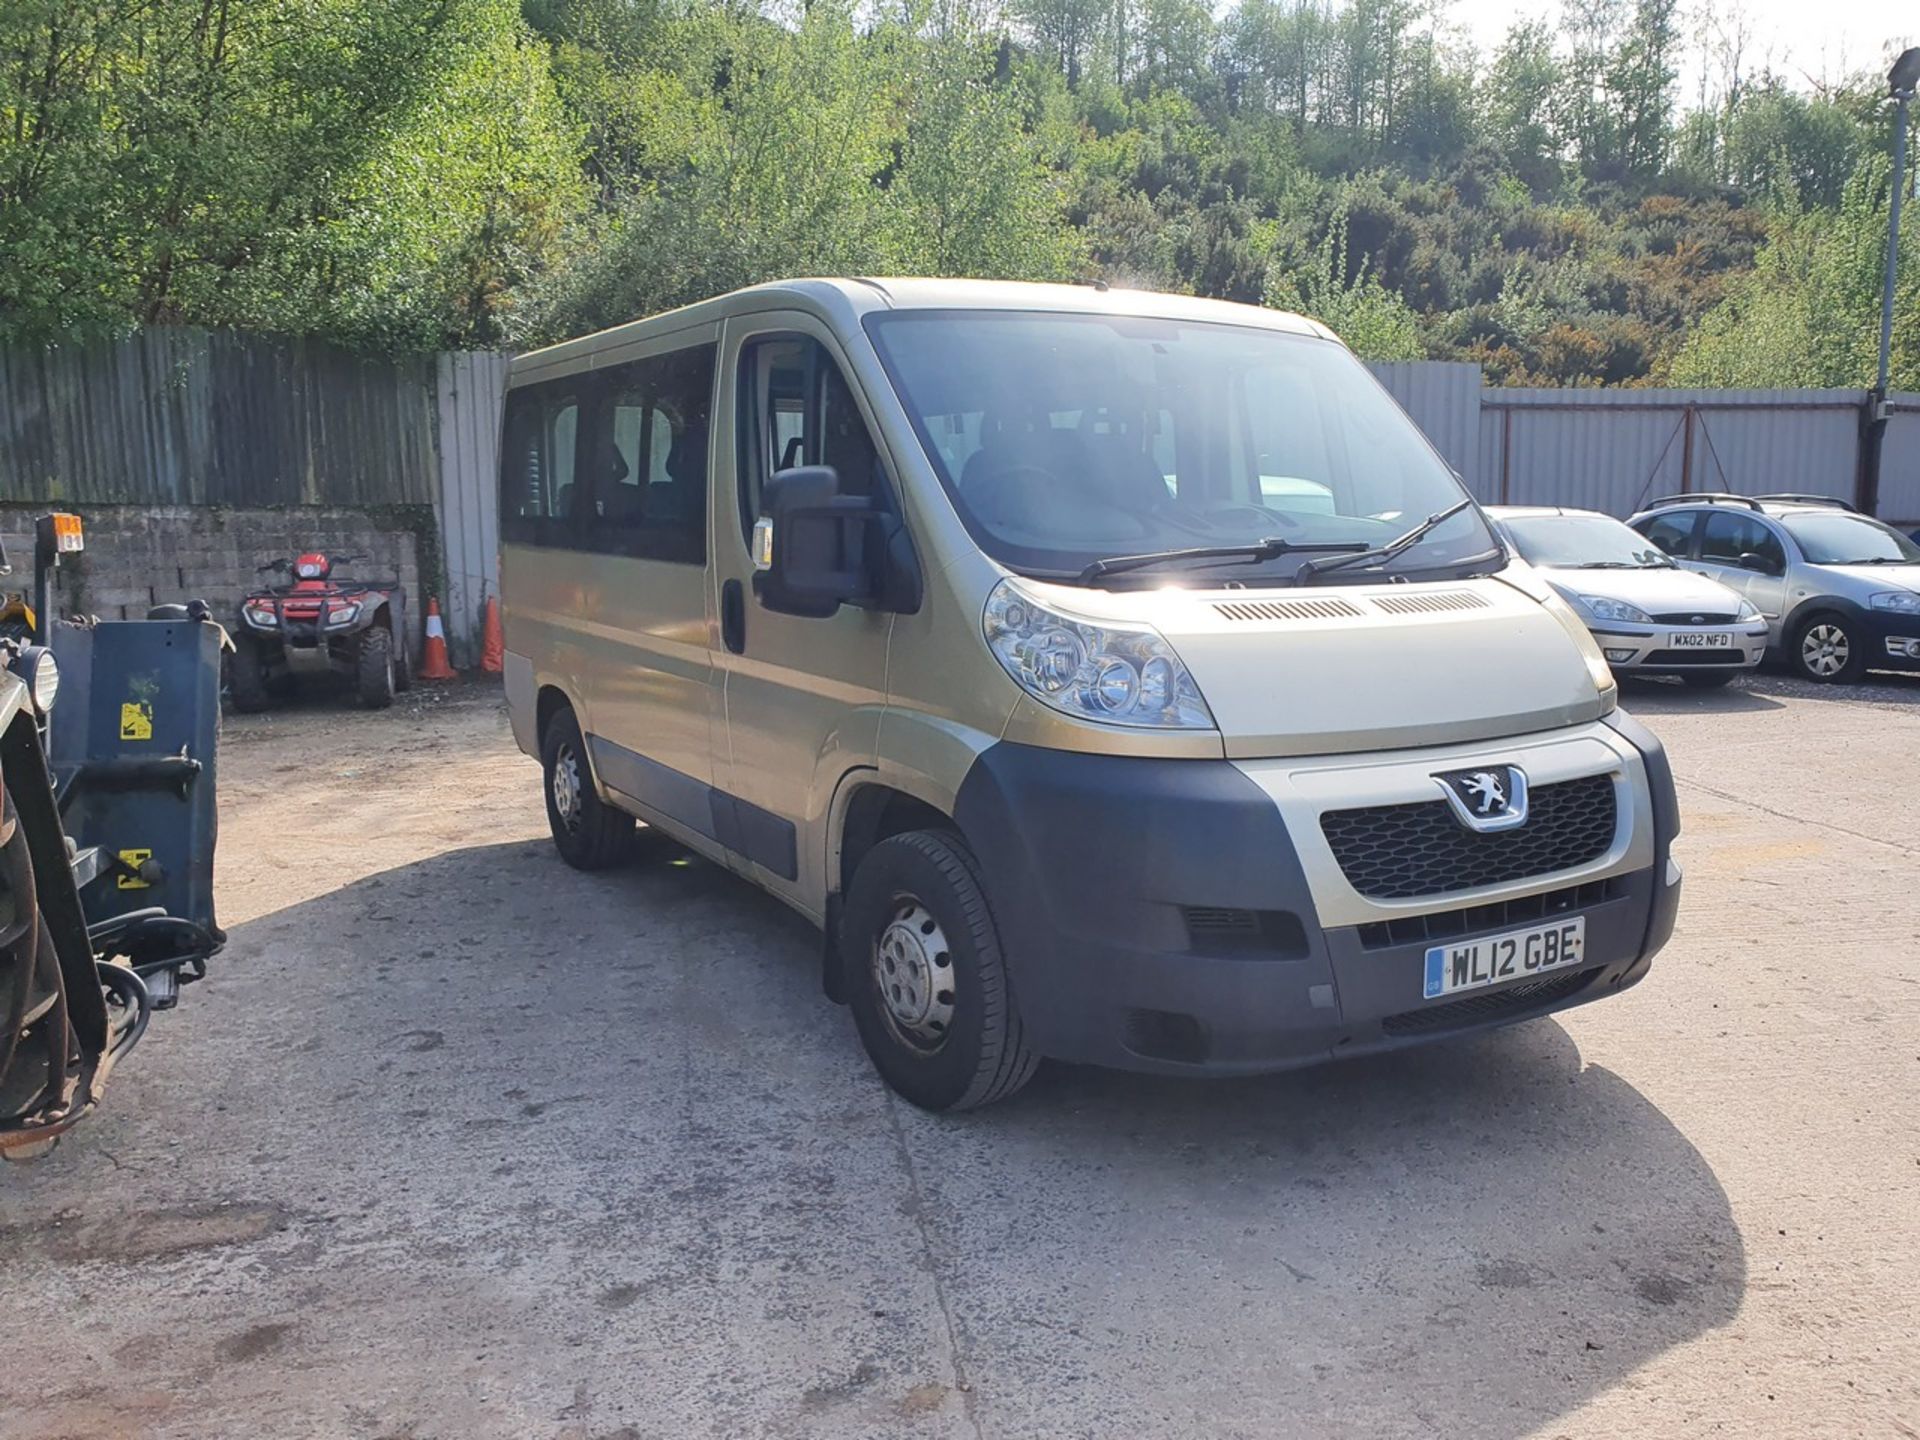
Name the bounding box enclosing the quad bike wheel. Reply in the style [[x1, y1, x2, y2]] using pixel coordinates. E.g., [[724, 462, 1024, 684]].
[[228, 636, 272, 713], [356, 627, 396, 709]]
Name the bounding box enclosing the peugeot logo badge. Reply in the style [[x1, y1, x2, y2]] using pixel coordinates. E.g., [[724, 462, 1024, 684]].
[[1434, 765, 1530, 832]]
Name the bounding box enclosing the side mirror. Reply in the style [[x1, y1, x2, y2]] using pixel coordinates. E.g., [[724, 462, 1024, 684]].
[[1736, 551, 1781, 575], [753, 466, 920, 618]]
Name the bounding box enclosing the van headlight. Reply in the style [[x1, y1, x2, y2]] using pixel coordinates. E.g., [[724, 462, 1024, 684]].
[[1870, 591, 1920, 613], [983, 578, 1215, 730]]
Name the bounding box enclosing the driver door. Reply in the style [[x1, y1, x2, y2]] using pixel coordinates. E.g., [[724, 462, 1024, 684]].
[[709, 313, 899, 917]]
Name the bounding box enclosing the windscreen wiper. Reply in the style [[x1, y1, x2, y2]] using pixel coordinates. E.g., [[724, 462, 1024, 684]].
[[1077, 537, 1369, 583], [1295, 498, 1479, 585]]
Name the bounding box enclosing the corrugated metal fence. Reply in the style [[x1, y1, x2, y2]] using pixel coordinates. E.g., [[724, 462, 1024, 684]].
[[435, 352, 511, 662], [0, 328, 439, 506]]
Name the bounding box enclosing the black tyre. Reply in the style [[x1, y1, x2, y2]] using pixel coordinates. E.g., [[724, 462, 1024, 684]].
[[541, 707, 634, 870], [1790, 612, 1865, 684], [842, 829, 1038, 1112], [228, 637, 272, 713], [1680, 671, 1737, 689], [356, 627, 396, 709]]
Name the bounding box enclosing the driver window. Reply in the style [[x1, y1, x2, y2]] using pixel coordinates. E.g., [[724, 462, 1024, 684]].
[[1701, 512, 1782, 568], [737, 337, 887, 540]]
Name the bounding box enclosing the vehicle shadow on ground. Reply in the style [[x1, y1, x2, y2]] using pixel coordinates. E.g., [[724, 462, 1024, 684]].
[[1615, 674, 1784, 714], [5, 835, 1744, 1440]]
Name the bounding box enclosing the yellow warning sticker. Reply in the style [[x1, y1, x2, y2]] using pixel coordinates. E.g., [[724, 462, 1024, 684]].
[[120, 701, 153, 741], [117, 849, 153, 889]]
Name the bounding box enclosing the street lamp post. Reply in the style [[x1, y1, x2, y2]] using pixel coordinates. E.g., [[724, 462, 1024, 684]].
[[1863, 47, 1919, 516]]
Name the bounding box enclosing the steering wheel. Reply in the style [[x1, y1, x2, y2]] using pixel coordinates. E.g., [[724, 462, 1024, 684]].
[[969, 464, 1065, 527]]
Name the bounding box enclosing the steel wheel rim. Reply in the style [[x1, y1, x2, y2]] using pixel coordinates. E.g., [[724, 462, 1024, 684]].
[[551, 743, 584, 831], [1802, 624, 1849, 677], [873, 896, 955, 1052]]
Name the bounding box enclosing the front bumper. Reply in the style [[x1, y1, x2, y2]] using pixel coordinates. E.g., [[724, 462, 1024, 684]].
[[1862, 609, 1920, 670], [951, 713, 1681, 1077], [1588, 620, 1769, 673]]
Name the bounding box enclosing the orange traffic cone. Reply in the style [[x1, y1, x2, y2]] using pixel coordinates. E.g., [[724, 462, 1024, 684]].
[[418, 596, 458, 680], [479, 592, 504, 675]]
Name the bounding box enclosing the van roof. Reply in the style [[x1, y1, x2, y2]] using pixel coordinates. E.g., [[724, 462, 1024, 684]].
[[511, 277, 1334, 374]]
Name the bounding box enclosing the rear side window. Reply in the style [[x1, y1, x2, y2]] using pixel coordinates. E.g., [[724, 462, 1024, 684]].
[[1700, 511, 1783, 568], [500, 343, 716, 560], [500, 385, 583, 547], [1636, 511, 1697, 558], [576, 344, 716, 565]]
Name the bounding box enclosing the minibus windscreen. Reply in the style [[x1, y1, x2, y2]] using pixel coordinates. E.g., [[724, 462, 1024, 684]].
[[866, 311, 1496, 585]]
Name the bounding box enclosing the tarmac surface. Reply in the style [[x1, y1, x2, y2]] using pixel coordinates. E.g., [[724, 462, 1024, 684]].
[[2, 671, 1916, 1439]]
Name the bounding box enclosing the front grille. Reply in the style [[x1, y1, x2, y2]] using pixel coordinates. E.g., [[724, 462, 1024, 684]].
[[1321, 773, 1617, 900], [1380, 967, 1596, 1037], [1648, 611, 1737, 625], [1355, 876, 1628, 950], [1642, 648, 1745, 666]]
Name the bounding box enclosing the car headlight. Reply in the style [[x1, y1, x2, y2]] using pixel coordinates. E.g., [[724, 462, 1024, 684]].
[[325, 603, 361, 627], [982, 578, 1215, 730], [1870, 591, 1920, 614], [1736, 598, 1763, 621], [1571, 592, 1653, 625], [9, 646, 58, 716]]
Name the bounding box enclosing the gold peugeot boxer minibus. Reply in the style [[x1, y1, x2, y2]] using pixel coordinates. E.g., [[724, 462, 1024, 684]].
[[498, 279, 1681, 1110]]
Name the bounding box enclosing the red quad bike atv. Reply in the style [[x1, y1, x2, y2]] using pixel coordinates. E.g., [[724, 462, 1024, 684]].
[[229, 553, 411, 712]]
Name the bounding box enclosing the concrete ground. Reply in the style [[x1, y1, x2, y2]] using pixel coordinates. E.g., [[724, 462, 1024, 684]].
[[2, 672, 1916, 1440]]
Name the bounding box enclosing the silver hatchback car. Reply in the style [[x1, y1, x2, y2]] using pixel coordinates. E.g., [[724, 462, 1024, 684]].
[[1490, 506, 1767, 688], [1626, 494, 1920, 684]]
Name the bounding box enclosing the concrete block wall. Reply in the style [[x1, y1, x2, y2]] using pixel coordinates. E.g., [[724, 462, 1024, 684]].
[[0, 505, 422, 661]]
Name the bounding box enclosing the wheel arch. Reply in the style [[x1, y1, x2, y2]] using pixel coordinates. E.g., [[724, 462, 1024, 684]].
[[823, 770, 964, 1005]]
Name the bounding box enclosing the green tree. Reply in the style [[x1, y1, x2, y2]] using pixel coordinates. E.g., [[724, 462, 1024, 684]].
[[1669, 155, 1917, 389], [1265, 209, 1424, 359]]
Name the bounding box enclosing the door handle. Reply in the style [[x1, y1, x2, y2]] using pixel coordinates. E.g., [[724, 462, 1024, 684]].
[[722, 578, 745, 655]]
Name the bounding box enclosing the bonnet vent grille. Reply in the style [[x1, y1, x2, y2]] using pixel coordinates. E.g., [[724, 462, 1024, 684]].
[[1212, 597, 1365, 622], [1370, 591, 1491, 615]]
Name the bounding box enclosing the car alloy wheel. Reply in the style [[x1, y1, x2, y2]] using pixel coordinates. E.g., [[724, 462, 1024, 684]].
[[1800, 623, 1850, 679]]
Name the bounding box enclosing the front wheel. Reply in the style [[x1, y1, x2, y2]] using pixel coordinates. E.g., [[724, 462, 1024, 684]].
[[228, 637, 272, 712], [842, 830, 1038, 1112], [541, 708, 634, 870], [356, 627, 396, 709], [1791, 613, 1865, 684]]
